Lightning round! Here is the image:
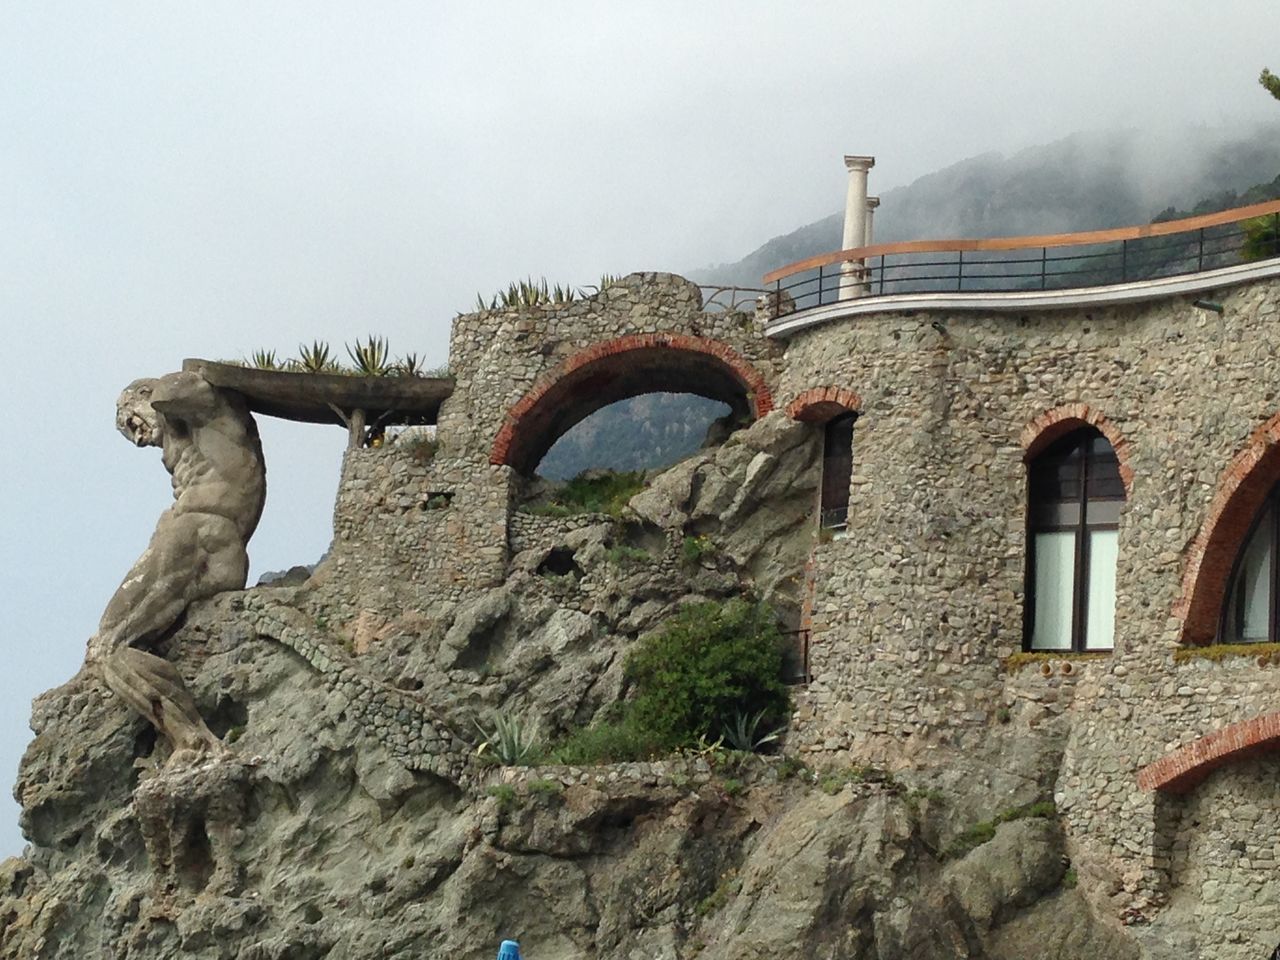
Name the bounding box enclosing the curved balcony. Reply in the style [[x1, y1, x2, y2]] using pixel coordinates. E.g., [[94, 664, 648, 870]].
[[760, 199, 1280, 336]]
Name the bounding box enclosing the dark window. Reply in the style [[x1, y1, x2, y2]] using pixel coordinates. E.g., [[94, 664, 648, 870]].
[[1025, 428, 1124, 651], [1222, 487, 1280, 643], [820, 413, 856, 530]]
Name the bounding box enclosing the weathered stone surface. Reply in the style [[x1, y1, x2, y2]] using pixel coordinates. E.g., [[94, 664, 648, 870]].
[[14, 272, 1280, 957]]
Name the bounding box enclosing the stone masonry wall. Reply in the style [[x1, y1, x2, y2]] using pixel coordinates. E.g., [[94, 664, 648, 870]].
[[440, 272, 785, 466], [328, 445, 512, 606], [779, 278, 1280, 927], [316, 267, 1280, 947]]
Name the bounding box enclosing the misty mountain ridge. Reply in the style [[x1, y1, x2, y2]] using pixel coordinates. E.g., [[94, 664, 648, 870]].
[[539, 123, 1280, 480], [691, 123, 1280, 288]]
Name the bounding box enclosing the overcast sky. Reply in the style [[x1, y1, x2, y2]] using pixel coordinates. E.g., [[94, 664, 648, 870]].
[[1, 2, 1277, 855]]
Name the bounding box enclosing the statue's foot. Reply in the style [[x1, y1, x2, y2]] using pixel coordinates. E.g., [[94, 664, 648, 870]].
[[165, 737, 234, 770]]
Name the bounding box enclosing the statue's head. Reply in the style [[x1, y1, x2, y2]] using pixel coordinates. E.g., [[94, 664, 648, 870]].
[[116, 378, 163, 447]]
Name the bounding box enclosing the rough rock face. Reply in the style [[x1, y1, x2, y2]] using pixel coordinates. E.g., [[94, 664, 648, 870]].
[[2, 411, 1136, 959], [2, 633, 1130, 960]]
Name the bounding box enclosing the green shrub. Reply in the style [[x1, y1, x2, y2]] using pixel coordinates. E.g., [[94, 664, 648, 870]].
[[942, 800, 1057, 860], [777, 755, 811, 782], [681, 534, 713, 566], [485, 784, 519, 812], [695, 871, 739, 917], [625, 600, 790, 751], [606, 544, 650, 566], [546, 717, 662, 765], [1243, 215, 1280, 261], [535, 471, 646, 517], [527, 778, 564, 796]]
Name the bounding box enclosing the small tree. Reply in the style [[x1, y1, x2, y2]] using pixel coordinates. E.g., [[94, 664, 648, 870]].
[[625, 599, 790, 749], [1262, 67, 1280, 102]]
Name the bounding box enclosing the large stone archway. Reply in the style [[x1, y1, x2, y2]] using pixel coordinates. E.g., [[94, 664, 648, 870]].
[[489, 332, 774, 475]]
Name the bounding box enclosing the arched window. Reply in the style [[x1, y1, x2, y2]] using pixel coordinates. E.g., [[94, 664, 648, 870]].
[[1026, 427, 1124, 651], [1222, 487, 1280, 643], [820, 412, 856, 530]]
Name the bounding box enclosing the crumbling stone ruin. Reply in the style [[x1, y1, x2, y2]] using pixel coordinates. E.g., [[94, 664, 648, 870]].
[[7, 260, 1280, 958]]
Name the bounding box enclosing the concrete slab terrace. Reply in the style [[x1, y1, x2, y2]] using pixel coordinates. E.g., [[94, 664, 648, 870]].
[[182, 358, 455, 427]]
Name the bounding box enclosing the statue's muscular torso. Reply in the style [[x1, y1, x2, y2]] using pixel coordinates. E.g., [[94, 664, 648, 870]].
[[159, 393, 266, 543]]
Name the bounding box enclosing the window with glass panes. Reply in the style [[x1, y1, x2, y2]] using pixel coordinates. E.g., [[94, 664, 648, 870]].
[[1222, 488, 1280, 643], [1025, 428, 1124, 651]]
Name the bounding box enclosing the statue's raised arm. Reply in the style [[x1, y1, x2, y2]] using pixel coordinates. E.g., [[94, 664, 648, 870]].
[[89, 371, 266, 763]]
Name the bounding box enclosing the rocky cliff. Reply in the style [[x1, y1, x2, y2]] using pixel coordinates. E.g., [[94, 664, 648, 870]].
[[0, 410, 1173, 959]]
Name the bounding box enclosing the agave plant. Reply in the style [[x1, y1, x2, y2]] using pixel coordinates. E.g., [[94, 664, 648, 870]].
[[250, 348, 279, 370], [297, 340, 336, 373], [392, 352, 425, 377], [551, 282, 579, 304], [722, 709, 784, 753], [345, 336, 391, 377], [580, 273, 620, 297], [474, 711, 542, 766]]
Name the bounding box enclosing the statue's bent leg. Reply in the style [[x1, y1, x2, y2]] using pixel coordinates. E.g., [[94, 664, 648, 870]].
[[92, 511, 248, 760], [101, 647, 226, 757]]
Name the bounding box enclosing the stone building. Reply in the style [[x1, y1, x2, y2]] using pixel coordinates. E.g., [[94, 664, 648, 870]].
[[306, 195, 1280, 954], [14, 186, 1280, 958]]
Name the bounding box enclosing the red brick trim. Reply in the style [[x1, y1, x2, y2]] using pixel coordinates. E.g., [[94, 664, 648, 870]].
[[1020, 403, 1135, 496], [785, 386, 863, 423], [1138, 712, 1280, 793], [1173, 412, 1280, 644], [489, 333, 774, 468]]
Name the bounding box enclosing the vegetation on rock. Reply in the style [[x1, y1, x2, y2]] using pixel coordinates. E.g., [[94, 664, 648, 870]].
[[524, 470, 647, 517], [473, 274, 619, 312], [942, 800, 1058, 860], [238, 338, 450, 378], [625, 599, 791, 751]]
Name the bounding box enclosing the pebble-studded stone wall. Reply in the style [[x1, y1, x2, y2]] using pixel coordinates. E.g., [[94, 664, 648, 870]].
[[778, 278, 1280, 928], [508, 511, 618, 556], [442, 272, 785, 469], [242, 596, 471, 782], [329, 445, 512, 604], [1164, 754, 1280, 960], [316, 268, 1280, 945]]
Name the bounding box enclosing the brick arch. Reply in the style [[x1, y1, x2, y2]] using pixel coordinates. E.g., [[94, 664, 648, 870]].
[[1020, 403, 1135, 496], [1138, 712, 1280, 794], [785, 386, 863, 423], [489, 333, 774, 474], [1174, 412, 1280, 645]]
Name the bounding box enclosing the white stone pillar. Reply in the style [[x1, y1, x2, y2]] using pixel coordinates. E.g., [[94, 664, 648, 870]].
[[862, 196, 880, 294], [839, 155, 875, 301]]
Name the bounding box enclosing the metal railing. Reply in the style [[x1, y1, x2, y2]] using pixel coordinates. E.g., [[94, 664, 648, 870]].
[[696, 284, 770, 313], [761, 201, 1280, 315]]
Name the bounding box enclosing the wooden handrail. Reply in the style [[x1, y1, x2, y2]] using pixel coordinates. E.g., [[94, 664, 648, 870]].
[[762, 198, 1280, 286]]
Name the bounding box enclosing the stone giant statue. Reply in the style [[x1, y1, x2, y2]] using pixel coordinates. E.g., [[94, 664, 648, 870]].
[[88, 371, 266, 762]]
